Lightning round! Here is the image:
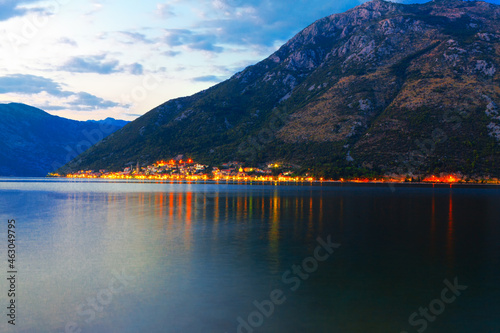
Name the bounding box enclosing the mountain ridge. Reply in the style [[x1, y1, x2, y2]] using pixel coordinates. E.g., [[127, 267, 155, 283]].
[[0, 103, 128, 177], [59, 0, 500, 178]]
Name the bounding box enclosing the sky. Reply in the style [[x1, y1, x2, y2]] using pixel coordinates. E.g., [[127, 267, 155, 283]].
[[0, 0, 497, 121]]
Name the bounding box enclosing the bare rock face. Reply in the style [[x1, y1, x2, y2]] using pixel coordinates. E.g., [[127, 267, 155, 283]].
[[60, 0, 500, 177]]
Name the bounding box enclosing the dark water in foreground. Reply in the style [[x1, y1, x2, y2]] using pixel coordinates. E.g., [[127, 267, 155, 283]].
[[0, 178, 499, 333]]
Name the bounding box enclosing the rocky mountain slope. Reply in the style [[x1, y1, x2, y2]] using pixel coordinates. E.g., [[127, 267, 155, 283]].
[[0, 103, 127, 177], [60, 0, 500, 178]]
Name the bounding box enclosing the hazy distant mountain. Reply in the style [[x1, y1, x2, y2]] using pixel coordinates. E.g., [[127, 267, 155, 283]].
[[86, 117, 129, 128], [0, 103, 128, 177], [59, 0, 500, 178]]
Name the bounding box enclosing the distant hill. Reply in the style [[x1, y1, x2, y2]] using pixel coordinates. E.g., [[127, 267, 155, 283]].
[[0, 103, 128, 177], [86, 117, 129, 128], [59, 0, 500, 178]]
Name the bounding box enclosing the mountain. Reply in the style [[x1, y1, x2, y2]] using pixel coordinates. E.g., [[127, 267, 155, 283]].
[[86, 117, 129, 128], [0, 103, 128, 177], [59, 0, 500, 178]]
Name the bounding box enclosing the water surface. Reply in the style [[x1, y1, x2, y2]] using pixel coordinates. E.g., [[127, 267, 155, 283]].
[[0, 178, 498, 332]]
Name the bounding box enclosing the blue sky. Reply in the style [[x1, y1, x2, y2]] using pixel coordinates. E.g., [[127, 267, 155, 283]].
[[0, 0, 497, 120]]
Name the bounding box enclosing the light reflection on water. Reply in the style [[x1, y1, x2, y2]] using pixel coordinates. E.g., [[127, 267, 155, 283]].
[[0, 179, 498, 333]]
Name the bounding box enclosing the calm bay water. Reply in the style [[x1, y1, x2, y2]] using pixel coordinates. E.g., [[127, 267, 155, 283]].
[[0, 178, 499, 333]]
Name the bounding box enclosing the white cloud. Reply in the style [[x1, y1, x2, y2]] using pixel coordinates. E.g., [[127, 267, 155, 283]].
[[156, 3, 176, 18], [58, 55, 144, 75], [58, 37, 78, 47], [0, 74, 123, 111]]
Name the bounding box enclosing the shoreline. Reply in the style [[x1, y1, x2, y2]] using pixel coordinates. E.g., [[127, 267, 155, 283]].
[[38, 176, 500, 186]]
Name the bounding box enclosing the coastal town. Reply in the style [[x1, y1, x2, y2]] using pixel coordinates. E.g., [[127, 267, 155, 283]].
[[51, 156, 500, 184], [59, 156, 316, 182]]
